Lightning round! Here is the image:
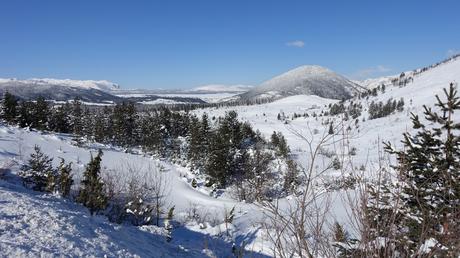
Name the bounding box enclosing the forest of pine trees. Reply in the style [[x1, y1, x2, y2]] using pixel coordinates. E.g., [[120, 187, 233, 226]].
[[1, 94, 295, 200]]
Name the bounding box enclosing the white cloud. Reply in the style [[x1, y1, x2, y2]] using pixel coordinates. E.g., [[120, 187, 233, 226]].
[[286, 40, 305, 48], [350, 65, 392, 80], [447, 49, 459, 57]]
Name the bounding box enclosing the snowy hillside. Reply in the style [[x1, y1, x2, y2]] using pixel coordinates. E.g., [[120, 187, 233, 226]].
[[200, 56, 460, 168], [239, 65, 362, 101]]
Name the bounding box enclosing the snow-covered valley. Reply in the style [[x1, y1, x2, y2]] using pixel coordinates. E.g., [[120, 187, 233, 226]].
[[1, 55, 459, 257]]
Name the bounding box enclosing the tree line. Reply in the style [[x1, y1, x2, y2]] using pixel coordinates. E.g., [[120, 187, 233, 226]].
[[1, 93, 297, 200]]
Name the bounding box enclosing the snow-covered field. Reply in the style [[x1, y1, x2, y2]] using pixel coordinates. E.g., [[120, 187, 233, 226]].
[[0, 56, 459, 257]]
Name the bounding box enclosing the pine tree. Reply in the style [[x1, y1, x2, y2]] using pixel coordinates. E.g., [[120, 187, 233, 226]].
[[243, 147, 273, 201], [1, 91, 18, 124], [328, 122, 334, 135], [383, 83, 460, 256], [77, 149, 108, 215], [71, 97, 84, 145], [20, 145, 56, 192], [206, 130, 231, 186], [57, 158, 73, 198], [71, 97, 83, 134], [276, 132, 289, 158], [270, 131, 279, 147], [49, 104, 71, 133], [187, 115, 201, 167], [271, 131, 289, 158], [283, 159, 299, 193], [33, 96, 49, 131], [332, 222, 358, 258], [18, 101, 34, 128]]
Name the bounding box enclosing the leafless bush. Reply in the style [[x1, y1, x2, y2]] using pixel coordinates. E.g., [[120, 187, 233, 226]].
[[183, 202, 221, 227], [104, 161, 171, 226], [259, 121, 348, 257]]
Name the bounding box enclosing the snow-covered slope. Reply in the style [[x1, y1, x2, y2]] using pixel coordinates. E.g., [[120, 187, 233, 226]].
[[0, 126, 269, 257], [239, 65, 362, 100], [195, 56, 460, 177], [0, 179, 199, 257]]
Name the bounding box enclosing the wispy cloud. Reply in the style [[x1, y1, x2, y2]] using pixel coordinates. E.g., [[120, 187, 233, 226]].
[[350, 65, 392, 80], [447, 49, 459, 57], [286, 40, 305, 48]]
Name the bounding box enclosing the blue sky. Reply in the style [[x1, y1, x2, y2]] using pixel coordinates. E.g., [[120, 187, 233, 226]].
[[0, 0, 459, 89]]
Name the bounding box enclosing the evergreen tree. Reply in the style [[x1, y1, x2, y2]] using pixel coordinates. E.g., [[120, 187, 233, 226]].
[[328, 122, 334, 135], [71, 97, 83, 135], [81, 107, 93, 140], [18, 101, 34, 128], [199, 112, 210, 160], [20, 145, 56, 192], [57, 158, 73, 198], [206, 130, 231, 186], [33, 96, 49, 131], [77, 149, 108, 215], [187, 115, 202, 168], [92, 109, 106, 142], [383, 83, 460, 256], [271, 131, 289, 158], [283, 159, 299, 193], [1, 91, 18, 124], [276, 132, 289, 158], [49, 103, 71, 133], [270, 131, 280, 147]]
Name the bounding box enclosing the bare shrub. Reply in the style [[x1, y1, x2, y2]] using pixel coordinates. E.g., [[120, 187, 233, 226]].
[[260, 121, 348, 257]]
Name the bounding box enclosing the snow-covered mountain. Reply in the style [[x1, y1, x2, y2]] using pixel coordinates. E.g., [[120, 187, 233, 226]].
[[238, 65, 362, 101], [0, 78, 121, 92], [0, 78, 121, 103]]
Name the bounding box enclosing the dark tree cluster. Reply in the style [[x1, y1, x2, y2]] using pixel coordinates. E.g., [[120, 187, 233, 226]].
[[326, 101, 363, 120], [368, 97, 404, 120]]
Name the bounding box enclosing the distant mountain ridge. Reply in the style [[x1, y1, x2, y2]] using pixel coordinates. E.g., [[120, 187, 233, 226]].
[[0, 78, 120, 103], [0, 78, 205, 104], [238, 65, 363, 101]]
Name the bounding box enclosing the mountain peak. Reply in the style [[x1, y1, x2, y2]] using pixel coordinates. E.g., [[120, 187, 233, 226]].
[[238, 65, 361, 100], [286, 65, 333, 75]]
